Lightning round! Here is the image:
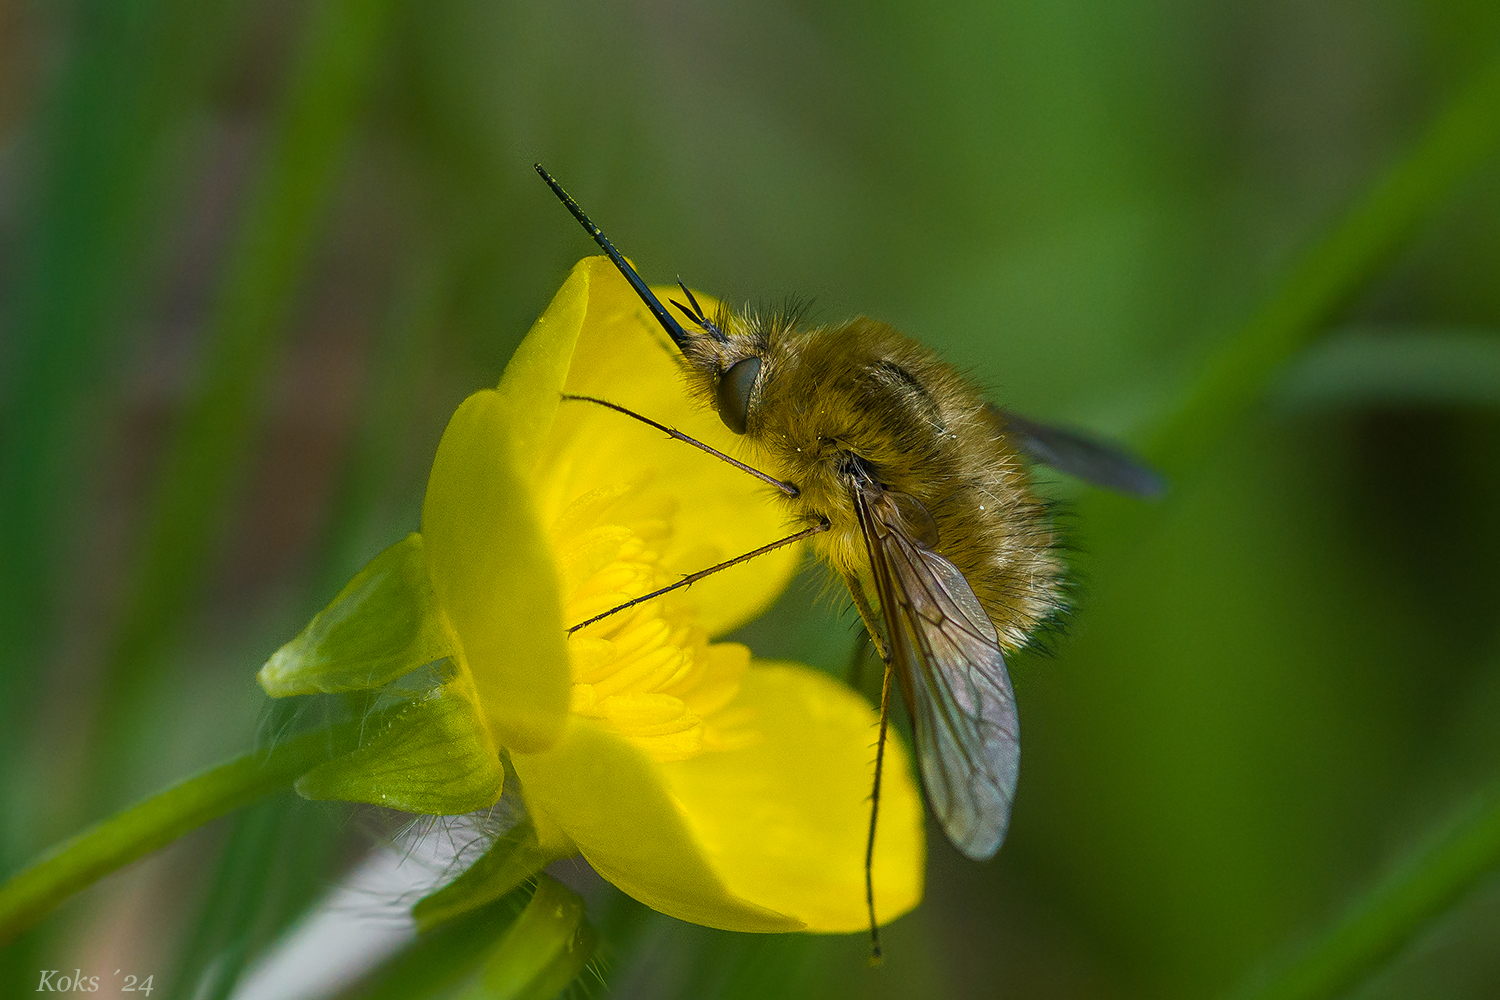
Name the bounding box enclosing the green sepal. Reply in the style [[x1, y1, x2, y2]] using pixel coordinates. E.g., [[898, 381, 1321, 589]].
[[459, 875, 596, 1000], [413, 820, 563, 933], [294, 684, 502, 814], [259, 534, 451, 696]]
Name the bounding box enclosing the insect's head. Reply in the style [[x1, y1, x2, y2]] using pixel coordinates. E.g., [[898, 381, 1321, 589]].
[[535, 163, 765, 436], [714, 356, 761, 434], [662, 283, 766, 435]]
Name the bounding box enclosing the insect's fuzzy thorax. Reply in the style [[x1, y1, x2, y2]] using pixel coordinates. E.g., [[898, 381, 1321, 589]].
[[679, 310, 1066, 650]]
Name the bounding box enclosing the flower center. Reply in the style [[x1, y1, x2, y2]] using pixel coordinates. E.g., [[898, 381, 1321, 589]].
[[547, 477, 750, 762]]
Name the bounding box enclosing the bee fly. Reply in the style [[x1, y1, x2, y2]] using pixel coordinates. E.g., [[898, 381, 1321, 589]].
[[535, 164, 1163, 959]]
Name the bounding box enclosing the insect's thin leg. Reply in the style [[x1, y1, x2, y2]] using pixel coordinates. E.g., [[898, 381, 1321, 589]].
[[847, 630, 871, 692], [844, 572, 893, 665], [843, 571, 893, 964], [562, 394, 798, 498], [568, 518, 829, 634], [866, 662, 893, 966]]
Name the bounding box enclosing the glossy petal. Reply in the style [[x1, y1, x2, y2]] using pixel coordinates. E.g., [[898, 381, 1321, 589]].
[[261, 255, 926, 940], [422, 389, 570, 753], [512, 662, 925, 932], [494, 258, 592, 458], [510, 714, 801, 933], [533, 257, 800, 637]]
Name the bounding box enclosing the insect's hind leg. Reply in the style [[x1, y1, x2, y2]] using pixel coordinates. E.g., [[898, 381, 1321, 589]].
[[844, 572, 893, 965]]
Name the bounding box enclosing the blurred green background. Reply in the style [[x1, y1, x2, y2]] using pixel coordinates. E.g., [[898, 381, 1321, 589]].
[[2, 0, 1499, 998]]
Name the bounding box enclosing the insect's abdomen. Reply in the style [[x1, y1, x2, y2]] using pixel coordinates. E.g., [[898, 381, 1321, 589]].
[[749, 318, 1065, 650]]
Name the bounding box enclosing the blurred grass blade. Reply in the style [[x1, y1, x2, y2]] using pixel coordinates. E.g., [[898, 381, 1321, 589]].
[[1224, 779, 1500, 1000], [675, 929, 820, 1000], [334, 875, 596, 1000], [413, 820, 562, 933], [0, 719, 369, 945], [459, 875, 596, 1000], [168, 797, 330, 1000], [92, 0, 400, 804], [166, 699, 343, 1000], [337, 884, 534, 1000], [171, 250, 451, 1000], [311, 251, 449, 594], [0, 0, 240, 860], [1148, 46, 1500, 475], [1273, 327, 1500, 411]]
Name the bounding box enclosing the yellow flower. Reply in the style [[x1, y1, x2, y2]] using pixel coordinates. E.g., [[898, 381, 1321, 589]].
[[259, 257, 925, 933]]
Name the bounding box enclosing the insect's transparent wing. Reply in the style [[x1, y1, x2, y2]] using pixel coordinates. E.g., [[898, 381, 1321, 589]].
[[988, 404, 1166, 498], [855, 489, 1020, 860]]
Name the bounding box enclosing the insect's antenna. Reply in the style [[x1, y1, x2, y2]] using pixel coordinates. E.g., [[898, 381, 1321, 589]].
[[670, 281, 727, 342], [535, 164, 696, 354]]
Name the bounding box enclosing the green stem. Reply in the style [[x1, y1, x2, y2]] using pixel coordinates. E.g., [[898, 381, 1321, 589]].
[[0, 724, 351, 945], [1224, 780, 1500, 1000]]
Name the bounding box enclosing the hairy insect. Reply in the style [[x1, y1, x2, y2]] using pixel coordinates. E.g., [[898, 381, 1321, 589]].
[[535, 164, 1162, 959]]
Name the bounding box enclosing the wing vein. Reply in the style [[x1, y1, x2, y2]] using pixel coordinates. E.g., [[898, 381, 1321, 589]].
[[852, 486, 1022, 860]]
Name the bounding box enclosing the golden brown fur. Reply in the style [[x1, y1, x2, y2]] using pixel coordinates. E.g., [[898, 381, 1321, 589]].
[[678, 309, 1064, 651]]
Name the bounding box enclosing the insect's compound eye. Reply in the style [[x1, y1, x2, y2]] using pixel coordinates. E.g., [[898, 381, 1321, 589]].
[[715, 356, 761, 435]]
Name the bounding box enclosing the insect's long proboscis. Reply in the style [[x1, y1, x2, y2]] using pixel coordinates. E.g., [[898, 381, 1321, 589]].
[[535, 164, 696, 354], [534, 163, 1156, 963]]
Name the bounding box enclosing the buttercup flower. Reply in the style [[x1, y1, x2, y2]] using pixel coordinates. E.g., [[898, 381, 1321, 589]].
[[259, 257, 924, 932]]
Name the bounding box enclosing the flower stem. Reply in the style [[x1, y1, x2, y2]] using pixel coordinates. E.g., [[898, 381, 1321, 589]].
[[0, 724, 351, 945], [1225, 780, 1500, 1000]]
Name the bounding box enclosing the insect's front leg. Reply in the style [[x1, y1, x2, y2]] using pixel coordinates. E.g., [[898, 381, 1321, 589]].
[[843, 571, 893, 667], [844, 570, 894, 964]]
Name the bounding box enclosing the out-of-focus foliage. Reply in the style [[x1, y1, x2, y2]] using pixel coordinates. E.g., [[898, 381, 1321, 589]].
[[1, 0, 1497, 998]]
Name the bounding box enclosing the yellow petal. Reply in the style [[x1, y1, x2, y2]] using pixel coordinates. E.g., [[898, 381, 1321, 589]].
[[511, 662, 924, 932], [510, 717, 803, 933], [494, 257, 592, 456], [664, 663, 925, 932], [421, 260, 611, 752], [422, 389, 570, 753], [534, 258, 800, 637]]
